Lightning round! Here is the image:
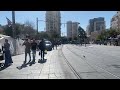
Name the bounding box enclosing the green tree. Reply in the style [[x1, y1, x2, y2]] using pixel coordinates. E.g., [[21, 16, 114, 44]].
[[3, 25, 13, 37], [78, 26, 87, 44], [21, 20, 36, 39], [74, 36, 78, 40], [108, 29, 118, 38], [97, 28, 119, 41], [15, 23, 23, 38], [48, 30, 60, 41], [1, 20, 36, 39], [37, 31, 49, 40]]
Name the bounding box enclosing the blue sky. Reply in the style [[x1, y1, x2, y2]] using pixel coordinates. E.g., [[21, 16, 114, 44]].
[[0, 11, 116, 36]]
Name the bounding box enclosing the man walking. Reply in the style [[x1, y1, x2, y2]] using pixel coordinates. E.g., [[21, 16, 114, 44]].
[[22, 39, 31, 64], [55, 40, 57, 50], [38, 39, 46, 61], [52, 40, 55, 50], [31, 39, 37, 64]]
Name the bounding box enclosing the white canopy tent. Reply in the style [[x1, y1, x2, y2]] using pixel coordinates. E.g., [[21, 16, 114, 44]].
[[0, 34, 25, 55]]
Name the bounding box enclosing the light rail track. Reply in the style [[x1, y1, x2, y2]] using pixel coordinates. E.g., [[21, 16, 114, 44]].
[[66, 45, 120, 79], [59, 45, 82, 79]]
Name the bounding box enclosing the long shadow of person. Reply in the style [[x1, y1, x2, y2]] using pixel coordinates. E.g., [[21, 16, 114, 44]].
[[29, 61, 36, 66], [16, 62, 30, 70], [38, 59, 47, 64], [0, 63, 12, 71]]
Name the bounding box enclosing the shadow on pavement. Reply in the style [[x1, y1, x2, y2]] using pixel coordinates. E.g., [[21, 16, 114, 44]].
[[29, 61, 36, 66], [112, 64, 120, 68], [38, 59, 47, 64], [16, 63, 29, 70], [0, 63, 11, 71], [16, 59, 47, 70]]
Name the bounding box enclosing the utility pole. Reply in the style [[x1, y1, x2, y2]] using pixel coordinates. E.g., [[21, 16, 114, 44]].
[[12, 11, 15, 38], [117, 16, 120, 30], [36, 17, 38, 35], [12, 11, 16, 55]]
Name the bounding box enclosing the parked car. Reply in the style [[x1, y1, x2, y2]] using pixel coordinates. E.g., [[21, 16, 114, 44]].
[[45, 40, 52, 51]]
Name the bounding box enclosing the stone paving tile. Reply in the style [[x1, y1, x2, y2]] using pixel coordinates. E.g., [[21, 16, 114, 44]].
[[27, 75, 34, 79], [33, 76, 39, 79], [1, 75, 28, 79], [49, 77, 58, 79], [0, 46, 77, 79], [40, 71, 49, 74], [49, 73, 57, 78], [39, 74, 49, 79], [31, 70, 41, 74], [0, 77, 16, 79]]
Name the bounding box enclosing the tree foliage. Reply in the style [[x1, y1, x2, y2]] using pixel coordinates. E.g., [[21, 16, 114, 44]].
[[97, 28, 120, 41], [78, 26, 87, 39], [1, 20, 36, 39], [47, 30, 60, 41], [36, 31, 49, 40], [3, 25, 13, 37]]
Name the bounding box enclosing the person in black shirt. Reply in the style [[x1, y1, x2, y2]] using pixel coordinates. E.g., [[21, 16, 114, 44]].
[[31, 39, 37, 63], [38, 39, 46, 60]]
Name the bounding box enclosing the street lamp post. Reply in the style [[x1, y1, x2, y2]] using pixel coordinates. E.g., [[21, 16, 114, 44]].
[[12, 11, 16, 39]]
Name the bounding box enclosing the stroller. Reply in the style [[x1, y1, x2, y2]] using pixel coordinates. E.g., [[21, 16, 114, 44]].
[[0, 48, 4, 68]]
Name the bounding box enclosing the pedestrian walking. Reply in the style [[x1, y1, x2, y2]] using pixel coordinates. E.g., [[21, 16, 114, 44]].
[[22, 39, 31, 64], [31, 39, 37, 63], [55, 41, 57, 50], [2, 39, 13, 67], [38, 39, 46, 60], [52, 40, 55, 50]]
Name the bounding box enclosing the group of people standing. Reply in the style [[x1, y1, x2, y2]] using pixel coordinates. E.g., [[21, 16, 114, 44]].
[[0, 37, 61, 68], [52, 40, 61, 50], [0, 38, 46, 67], [22, 38, 46, 65]]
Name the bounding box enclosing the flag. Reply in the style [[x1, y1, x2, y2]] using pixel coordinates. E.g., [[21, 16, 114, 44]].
[[6, 17, 12, 27]]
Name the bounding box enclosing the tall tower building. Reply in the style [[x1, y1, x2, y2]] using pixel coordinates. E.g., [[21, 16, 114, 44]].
[[88, 17, 105, 35], [86, 25, 90, 36], [111, 11, 120, 30], [46, 11, 61, 37], [72, 22, 79, 40], [67, 21, 72, 39]]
